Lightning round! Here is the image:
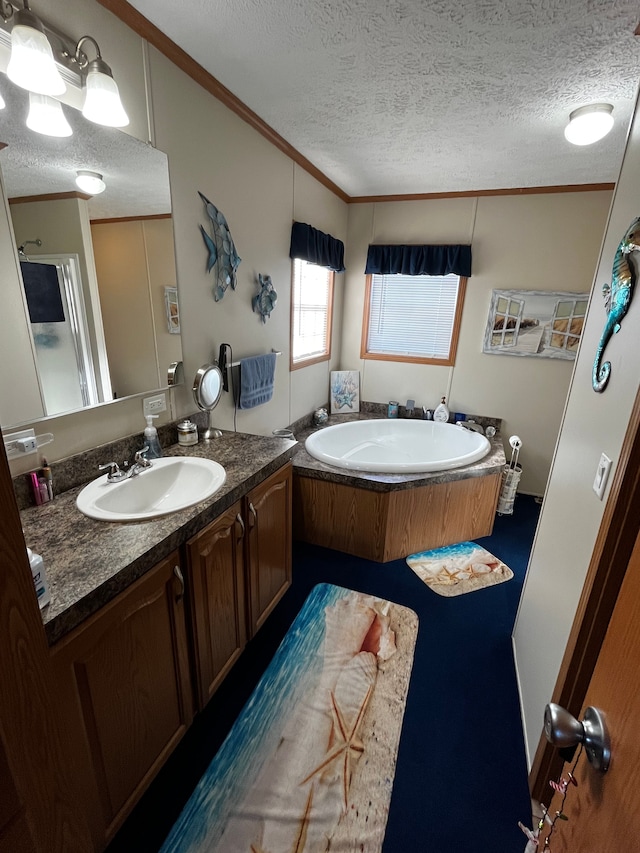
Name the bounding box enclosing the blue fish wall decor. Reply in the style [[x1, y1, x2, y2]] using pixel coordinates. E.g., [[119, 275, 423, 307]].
[[593, 216, 640, 392], [252, 273, 278, 323], [198, 191, 242, 301]]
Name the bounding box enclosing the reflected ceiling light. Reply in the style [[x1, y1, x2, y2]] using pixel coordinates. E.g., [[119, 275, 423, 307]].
[[564, 103, 614, 146], [0, 92, 5, 109], [75, 170, 106, 194], [74, 35, 129, 128], [3, 0, 66, 96], [26, 92, 72, 136]]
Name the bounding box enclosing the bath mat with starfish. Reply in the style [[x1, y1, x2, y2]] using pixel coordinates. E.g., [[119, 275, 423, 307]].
[[406, 541, 513, 597], [160, 583, 418, 853]]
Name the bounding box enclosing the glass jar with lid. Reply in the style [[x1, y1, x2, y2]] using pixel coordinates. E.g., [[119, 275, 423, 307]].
[[177, 419, 198, 446]]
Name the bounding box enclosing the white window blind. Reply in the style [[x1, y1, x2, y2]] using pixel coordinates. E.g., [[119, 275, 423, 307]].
[[366, 272, 461, 359], [291, 258, 333, 363]]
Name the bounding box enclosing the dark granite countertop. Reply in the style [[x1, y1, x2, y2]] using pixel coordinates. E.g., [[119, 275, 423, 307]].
[[21, 432, 297, 646], [290, 412, 506, 492]]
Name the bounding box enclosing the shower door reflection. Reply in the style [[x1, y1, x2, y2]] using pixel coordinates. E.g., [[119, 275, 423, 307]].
[[21, 255, 109, 417]]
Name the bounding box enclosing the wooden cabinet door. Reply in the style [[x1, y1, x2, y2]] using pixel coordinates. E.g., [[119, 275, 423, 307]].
[[186, 502, 247, 708], [0, 738, 36, 853], [245, 464, 292, 637], [51, 551, 193, 845]]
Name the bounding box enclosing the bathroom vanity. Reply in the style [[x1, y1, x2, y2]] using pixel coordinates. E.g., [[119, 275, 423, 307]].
[[19, 432, 294, 850]]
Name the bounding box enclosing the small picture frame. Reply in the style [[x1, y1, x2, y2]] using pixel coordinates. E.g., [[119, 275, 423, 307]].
[[330, 370, 360, 413], [164, 286, 180, 334]]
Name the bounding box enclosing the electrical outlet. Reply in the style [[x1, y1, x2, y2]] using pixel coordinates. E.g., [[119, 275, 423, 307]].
[[143, 393, 167, 416], [3, 428, 37, 459], [592, 452, 612, 500]]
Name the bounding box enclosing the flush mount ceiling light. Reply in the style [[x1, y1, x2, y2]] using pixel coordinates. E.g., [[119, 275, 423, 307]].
[[74, 35, 129, 128], [26, 91, 72, 136], [564, 103, 614, 146], [76, 170, 105, 195], [2, 0, 65, 96]]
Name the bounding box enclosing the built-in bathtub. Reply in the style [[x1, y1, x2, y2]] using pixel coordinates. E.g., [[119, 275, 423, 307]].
[[304, 419, 491, 474], [293, 414, 505, 562]]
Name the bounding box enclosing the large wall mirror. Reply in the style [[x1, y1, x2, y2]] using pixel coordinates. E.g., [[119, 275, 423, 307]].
[[0, 77, 183, 430]]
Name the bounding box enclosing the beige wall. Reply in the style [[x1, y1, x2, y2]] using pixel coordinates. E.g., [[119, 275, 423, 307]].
[[91, 218, 181, 398], [342, 191, 611, 495], [0, 174, 42, 424], [0, 0, 347, 471], [514, 87, 640, 766]]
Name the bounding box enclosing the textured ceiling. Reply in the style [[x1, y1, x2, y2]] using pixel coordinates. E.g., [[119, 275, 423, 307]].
[[127, 0, 640, 197], [0, 79, 171, 219]]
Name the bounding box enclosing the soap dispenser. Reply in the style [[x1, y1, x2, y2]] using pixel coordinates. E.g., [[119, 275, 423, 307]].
[[144, 414, 163, 458], [433, 396, 450, 423]]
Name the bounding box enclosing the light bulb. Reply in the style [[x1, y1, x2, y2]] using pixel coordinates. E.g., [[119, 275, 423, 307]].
[[82, 66, 129, 128], [26, 92, 72, 137], [7, 9, 65, 97], [564, 104, 614, 146], [75, 170, 106, 195]]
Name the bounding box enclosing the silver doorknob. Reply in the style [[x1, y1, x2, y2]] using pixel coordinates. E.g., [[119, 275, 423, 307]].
[[544, 703, 610, 772]]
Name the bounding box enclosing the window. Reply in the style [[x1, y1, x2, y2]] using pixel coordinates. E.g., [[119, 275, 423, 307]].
[[290, 258, 334, 368], [361, 272, 467, 365]]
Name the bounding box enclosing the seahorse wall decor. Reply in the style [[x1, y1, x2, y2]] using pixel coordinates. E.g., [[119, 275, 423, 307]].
[[592, 216, 640, 392]]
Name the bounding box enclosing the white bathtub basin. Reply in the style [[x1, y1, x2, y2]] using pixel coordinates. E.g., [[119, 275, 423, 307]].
[[76, 456, 226, 522], [305, 419, 490, 473]]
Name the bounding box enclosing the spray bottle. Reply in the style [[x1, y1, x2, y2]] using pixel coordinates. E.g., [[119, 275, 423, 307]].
[[144, 414, 163, 458]]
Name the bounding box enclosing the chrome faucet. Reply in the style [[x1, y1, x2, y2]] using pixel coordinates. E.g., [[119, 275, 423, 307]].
[[128, 447, 152, 476], [98, 447, 152, 483], [98, 461, 128, 482], [457, 419, 485, 435]]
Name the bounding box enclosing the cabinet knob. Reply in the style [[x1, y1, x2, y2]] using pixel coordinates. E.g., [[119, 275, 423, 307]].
[[248, 502, 257, 527], [173, 565, 185, 602], [236, 513, 245, 537]]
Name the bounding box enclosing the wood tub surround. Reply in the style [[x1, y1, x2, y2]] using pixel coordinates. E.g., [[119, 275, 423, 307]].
[[292, 414, 505, 562]]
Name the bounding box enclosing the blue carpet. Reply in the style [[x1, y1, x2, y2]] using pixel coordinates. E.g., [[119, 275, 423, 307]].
[[106, 494, 540, 853]]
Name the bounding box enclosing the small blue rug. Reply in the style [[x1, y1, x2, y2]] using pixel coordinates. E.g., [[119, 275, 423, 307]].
[[406, 541, 513, 596], [160, 583, 418, 853]]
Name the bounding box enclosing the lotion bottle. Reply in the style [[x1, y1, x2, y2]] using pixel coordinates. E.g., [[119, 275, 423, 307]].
[[27, 548, 51, 609], [433, 396, 450, 423], [144, 414, 163, 458]]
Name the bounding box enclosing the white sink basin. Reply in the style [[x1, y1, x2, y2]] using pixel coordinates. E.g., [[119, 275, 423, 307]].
[[76, 456, 226, 522]]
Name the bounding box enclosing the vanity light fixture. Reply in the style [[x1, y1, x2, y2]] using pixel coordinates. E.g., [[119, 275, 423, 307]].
[[73, 35, 129, 128], [0, 3, 129, 128], [564, 103, 614, 146], [75, 170, 105, 195], [26, 91, 72, 136], [2, 0, 65, 96]]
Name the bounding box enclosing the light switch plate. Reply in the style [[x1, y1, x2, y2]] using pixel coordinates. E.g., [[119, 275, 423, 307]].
[[593, 452, 612, 500]]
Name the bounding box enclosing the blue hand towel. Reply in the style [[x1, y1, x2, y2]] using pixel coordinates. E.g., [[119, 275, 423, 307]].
[[238, 353, 277, 409]]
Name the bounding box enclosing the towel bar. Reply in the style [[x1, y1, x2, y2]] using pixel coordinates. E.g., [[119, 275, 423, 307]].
[[228, 349, 281, 369]]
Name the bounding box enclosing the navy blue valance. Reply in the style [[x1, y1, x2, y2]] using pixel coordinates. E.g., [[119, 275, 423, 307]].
[[289, 221, 345, 273], [365, 243, 472, 277]]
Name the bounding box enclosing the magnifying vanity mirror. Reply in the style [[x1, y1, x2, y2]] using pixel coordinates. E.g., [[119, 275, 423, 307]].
[[193, 364, 224, 439], [0, 76, 183, 429]]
